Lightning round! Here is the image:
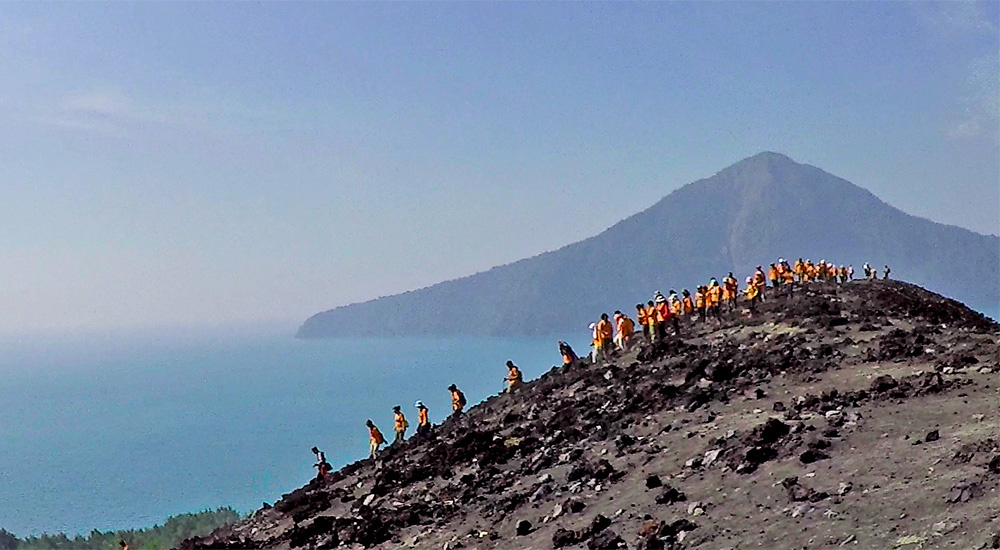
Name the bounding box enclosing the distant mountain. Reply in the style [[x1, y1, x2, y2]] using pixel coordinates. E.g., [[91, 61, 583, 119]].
[[297, 152, 999, 337]]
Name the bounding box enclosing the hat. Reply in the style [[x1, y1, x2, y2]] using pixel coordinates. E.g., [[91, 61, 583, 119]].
[[393, 405, 400, 411], [778, 258, 785, 263], [311, 446, 320, 454], [448, 384, 457, 391], [655, 295, 666, 303], [589, 322, 597, 329], [415, 401, 424, 408]]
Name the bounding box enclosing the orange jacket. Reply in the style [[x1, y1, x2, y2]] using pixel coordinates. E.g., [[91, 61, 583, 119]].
[[768, 266, 779, 281], [636, 309, 648, 325], [370, 426, 386, 445], [707, 285, 722, 306], [682, 297, 694, 314], [746, 285, 759, 300], [645, 305, 658, 325], [694, 291, 705, 308], [670, 298, 682, 316], [394, 412, 408, 432], [418, 408, 429, 426], [597, 319, 613, 340], [794, 261, 804, 275], [618, 316, 634, 336]]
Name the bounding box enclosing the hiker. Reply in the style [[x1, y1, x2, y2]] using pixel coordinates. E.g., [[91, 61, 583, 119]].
[[505, 360, 523, 393], [794, 258, 805, 282], [449, 384, 467, 415], [654, 292, 674, 338], [681, 289, 694, 316], [312, 446, 332, 480], [863, 263, 872, 279], [645, 300, 659, 341], [618, 311, 635, 349], [706, 279, 722, 322], [669, 290, 683, 319], [753, 267, 767, 301], [415, 401, 431, 436], [838, 265, 848, 284], [768, 263, 780, 294], [883, 265, 891, 279], [392, 406, 409, 444], [781, 260, 795, 296], [847, 265, 854, 280], [559, 340, 579, 367], [745, 276, 760, 313], [636, 304, 650, 342], [596, 313, 614, 359], [366, 419, 386, 459], [722, 273, 738, 310]]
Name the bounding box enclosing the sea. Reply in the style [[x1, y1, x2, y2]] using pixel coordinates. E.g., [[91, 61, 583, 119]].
[[0, 328, 587, 537]]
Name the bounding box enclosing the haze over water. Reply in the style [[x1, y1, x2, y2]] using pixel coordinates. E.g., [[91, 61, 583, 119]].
[[0, 332, 582, 536]]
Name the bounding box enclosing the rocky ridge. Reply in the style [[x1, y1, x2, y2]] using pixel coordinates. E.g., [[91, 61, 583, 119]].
[[184, 280, 999, 550]]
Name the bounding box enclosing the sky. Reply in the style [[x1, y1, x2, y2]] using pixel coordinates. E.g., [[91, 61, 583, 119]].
[[0, 1, 997, 334]]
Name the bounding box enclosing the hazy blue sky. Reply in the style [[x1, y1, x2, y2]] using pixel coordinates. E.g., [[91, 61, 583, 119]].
[[1, 2, 997, 334]]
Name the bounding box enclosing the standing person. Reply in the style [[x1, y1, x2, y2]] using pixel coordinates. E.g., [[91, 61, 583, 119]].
[[863, 263, 871, 279], [722, 273, 739, 310], [883, 265, 891, 279], [745, 276, 760, 313], [794, 258, 805, 282], [505, 361, 523, 392], [619, 312, 635, 349], [681, 289, 694, 317], [847, 265, 854, 280], [366, 420, 386, 459], [781, 260, 795, 296], [596, 313, 614, 360], [635, 304, 650, 343], [753, 267, 767, 301], [415, 401, 431, 437], [654, 293, 672, 338], [392, 406, 408, 444], [312, 447, 332, 480], [559, 341, 579, 367], [706, 278, 723, 322], [669, 290, 683, 319], [448, 384, 467, 415], [645, 300, 659, 342], [768, 263, 780, 295], [589, 323, 599, 361], [694, 286, 707, 321]]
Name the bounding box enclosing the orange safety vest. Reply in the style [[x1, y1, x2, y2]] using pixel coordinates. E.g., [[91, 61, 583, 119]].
[[620, 316, 634, 336], [418, 408, 429, 426], [394, 412, 408, 432], [694, 292, 705, 308], [768, 267, 778, 281], [670, 298, 682, 316], [708, 285, 722, 306], [370, 426, 386, 445], [682, 297, 694, 314], [636, 309, 648, 326], [507, 367, 522, 386], [597, 319, 613, 340], [645, 305, 658, 325], [746, 285, 759, 300]]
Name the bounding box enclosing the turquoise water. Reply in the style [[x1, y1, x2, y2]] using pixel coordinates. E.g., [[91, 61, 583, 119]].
[[0, 330, 585, 536]]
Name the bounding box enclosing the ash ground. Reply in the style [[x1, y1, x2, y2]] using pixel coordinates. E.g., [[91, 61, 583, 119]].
[[180, 280, 999, 550]]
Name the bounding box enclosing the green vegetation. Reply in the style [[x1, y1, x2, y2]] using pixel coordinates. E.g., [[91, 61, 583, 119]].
[[0, 507, 241, 550]]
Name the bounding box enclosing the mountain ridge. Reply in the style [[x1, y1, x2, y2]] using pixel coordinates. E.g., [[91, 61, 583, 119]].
[[297, 153, 999, 338]]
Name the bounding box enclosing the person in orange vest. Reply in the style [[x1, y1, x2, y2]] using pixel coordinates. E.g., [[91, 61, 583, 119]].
[[694, 286, 706, 321], [415, 401, 431, 437], [596, 313, 614, 359], [668, 290, 683, 319], [392, 405, 409, 444], [706, 278, 723, 322], [366, 419, 386, 459], [722, 272, 738, 311], [654, 292, 675, 338], [645, 300, 659, 342], [312, 446, 332, 480], [448, 384, 467, 415], [681, 289, 694, 316], [768, 263, 780, 294], [745, 276, 760, 313], [752, 266, 767, 301], [635, 304, 650, 343], [781, 259, 795, 296], [615, 311, 635, 350], [505, 360, 523, 393], [793, 258, 805, 282]]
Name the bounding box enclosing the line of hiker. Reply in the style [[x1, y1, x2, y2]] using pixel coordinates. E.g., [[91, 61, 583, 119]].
[[588, 258, 889, 361], [311, 256, 888, 479]]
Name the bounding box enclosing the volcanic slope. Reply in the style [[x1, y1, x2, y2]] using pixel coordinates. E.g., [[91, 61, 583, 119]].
[[184, 280, 999, 550]]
